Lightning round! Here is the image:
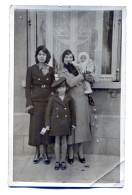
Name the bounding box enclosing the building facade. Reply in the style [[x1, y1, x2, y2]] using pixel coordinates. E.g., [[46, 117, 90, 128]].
[[13, 7, 122, 156]]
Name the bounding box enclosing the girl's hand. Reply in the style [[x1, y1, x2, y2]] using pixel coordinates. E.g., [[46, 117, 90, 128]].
[[46, 126, 50, 131], [25, 105, 34, 113], [71, 125, 76, 130]]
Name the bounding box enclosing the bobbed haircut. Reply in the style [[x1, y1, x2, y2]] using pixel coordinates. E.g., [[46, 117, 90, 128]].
[[35, 45, 51, 64], [62, 49, 75, 63]]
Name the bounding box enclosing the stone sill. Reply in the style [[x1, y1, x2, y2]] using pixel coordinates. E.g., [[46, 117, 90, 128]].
[[93, 81, 121, 89], [22, 80, 121, 89]]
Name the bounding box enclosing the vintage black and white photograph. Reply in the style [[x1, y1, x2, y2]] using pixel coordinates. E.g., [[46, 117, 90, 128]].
[[9, 5, 126, 187]]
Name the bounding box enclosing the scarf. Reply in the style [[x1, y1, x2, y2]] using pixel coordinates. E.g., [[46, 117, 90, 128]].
[[64, 63, 79, 76]]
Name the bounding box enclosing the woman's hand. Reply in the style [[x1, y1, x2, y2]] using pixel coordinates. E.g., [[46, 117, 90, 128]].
[[25, 105, 34, 113], [71, 125, 76, 130], [84, 74, 95, 83]]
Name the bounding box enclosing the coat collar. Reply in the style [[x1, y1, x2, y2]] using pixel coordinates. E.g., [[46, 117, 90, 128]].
[[54, 94, 71, 107]]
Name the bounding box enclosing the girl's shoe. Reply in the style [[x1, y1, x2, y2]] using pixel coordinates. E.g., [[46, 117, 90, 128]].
[[43, 154, 50, 165], [33, 154, 40, 164], [54, 161, 60, 170], [60, 162, 66, 170], [77, 152, 86, 163]]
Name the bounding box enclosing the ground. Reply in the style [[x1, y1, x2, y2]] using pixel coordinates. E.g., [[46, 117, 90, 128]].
[[12, 154, 121, 187]]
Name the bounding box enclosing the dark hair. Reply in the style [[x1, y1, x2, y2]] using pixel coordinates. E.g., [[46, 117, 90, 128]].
[[35, 45, 51, 64], [62, 49, 75, 63]]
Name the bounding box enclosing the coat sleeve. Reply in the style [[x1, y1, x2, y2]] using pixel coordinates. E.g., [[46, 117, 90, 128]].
[[69, 97, 76, 126], [25, 67, 33, 107], [58, 70, 84, 88], [45, 96, 54, 127]]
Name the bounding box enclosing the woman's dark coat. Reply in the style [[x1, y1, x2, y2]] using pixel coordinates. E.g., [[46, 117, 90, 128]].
[[26, 64, 54, 106], [25, 64, 55, 146], [45, 94, 76, 136]]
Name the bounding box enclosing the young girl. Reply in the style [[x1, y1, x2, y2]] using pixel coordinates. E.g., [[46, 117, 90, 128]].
[[44, 77, 76, 170], [25, 45, 55, 164]]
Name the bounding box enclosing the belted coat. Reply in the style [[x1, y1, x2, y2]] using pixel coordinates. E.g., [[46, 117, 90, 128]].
[[45, 94, 76, 136], [25, 64, 55, 146], [26, 64, 54, 107]]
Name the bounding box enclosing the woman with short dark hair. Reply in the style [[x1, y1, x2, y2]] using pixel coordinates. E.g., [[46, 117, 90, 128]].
[[25, 45, 55, 164], [59, 49, 92, 164]]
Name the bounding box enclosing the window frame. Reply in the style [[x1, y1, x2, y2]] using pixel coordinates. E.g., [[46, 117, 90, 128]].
[[27, 9, 122, 88]]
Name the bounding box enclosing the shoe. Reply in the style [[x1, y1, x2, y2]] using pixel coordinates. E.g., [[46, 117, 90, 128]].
[[88, 95, 95, 106], [68, 156, 74, 164], [60, 162, 66, 170], [43, 154, 50, 165], [54, 161, 60, 170], [33, 154, 40, 164], [77, 153, 85, 163]]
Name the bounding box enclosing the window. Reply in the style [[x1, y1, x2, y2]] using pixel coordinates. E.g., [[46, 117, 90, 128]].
[[27, 9, 122, 84]]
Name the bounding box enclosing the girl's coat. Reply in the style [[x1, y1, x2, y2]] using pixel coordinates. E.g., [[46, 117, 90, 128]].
[[45, 94, 76, 136]]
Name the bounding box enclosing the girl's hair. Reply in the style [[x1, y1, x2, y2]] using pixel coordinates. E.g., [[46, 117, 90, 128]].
[[35, 45, 51, 64], [62, 49, 75, 63]]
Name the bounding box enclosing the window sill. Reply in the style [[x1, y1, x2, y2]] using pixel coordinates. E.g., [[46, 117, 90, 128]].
[[93, 81, 121, 89]]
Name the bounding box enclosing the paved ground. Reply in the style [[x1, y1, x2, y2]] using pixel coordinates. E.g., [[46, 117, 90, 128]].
[[12, 154, 121, 187]]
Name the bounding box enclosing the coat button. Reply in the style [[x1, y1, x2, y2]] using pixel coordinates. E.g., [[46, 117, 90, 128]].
[[46, 78, 49, 80], [38, 78, 40, 80], [65, 115, 67, 117], [56, 115, 59, 117], [64, 107, 67, 110], [41, 85, 46, 88], [56, 108, 58, 110]]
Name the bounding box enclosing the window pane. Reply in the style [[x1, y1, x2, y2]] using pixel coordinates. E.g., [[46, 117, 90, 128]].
[[102, 11, 114, 74], [77, 11, 97, 61]]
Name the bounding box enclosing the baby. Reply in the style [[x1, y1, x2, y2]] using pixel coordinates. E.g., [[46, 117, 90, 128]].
[[77, 52, 95, 94]]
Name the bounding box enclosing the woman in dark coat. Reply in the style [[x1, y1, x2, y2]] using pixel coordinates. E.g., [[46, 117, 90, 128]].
[[25, 45, 55, 164]]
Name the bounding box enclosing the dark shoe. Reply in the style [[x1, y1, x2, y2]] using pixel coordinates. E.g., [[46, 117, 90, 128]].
[[54, 161, 60, 170], [43, 154, 50, 165], [60, 161, 66, 170], [33, 154, 40, 164], [68, 156, 74, 164], [77, 153, 85, 163], [88, 95, 95, 106]]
